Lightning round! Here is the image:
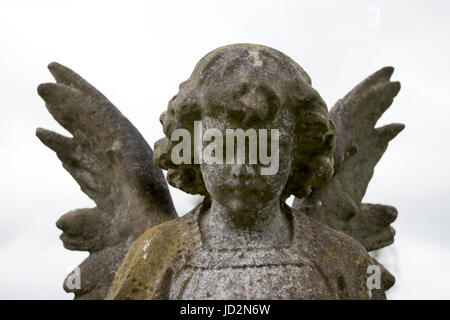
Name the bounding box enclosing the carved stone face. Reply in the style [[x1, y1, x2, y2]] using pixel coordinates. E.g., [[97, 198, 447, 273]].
[[200, 104, 296, 212], [154, 44, 335, 200]]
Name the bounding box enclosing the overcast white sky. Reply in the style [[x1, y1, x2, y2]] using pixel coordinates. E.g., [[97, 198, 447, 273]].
[[0, 0, 449, 299]]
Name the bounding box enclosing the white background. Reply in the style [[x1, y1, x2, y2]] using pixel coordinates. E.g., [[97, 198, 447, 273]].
[[0, 0, 449, 299]]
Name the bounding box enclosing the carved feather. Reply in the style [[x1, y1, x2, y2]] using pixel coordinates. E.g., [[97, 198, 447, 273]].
[[294, 67, 403, 252], [37, 62, 177, 299]]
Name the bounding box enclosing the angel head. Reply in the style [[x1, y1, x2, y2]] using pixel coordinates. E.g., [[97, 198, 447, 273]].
[[154, 43, 335, 211]]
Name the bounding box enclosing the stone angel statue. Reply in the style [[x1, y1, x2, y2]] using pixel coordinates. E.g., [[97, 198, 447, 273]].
[[36, 44, 403, 300]]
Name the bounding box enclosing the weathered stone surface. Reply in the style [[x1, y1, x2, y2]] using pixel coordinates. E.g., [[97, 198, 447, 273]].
[[293, 66, 403, 251], [36, 63, 177, 299], [107, 204, 389, 299], [38, 44, 402, 300]]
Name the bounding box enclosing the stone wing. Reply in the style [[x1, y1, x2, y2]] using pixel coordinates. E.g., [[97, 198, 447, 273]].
[[36, 63, 177, 299], [294, 67, 403, 252]]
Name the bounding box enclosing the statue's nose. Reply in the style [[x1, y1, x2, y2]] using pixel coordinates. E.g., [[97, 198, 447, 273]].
[[231, 164, 257, 178]]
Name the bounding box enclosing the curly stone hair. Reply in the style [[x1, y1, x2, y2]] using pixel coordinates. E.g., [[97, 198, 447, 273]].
[[154, 44, 335, 200]]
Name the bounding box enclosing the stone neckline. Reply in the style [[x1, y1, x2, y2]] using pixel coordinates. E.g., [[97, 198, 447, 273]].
[[190, 202, 301, 252]]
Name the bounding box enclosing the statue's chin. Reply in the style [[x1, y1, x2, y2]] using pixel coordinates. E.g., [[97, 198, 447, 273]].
[[223, 202, 259, 213], [214, 195, 271, 213], [207, 182, 280, 213]]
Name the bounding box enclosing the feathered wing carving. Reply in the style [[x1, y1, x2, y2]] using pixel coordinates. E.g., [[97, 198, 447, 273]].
[[36, 62, 177, 299], [293, 66, 403, 253]]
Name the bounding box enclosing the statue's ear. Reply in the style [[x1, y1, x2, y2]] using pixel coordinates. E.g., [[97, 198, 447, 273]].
[[154, 137, 174, 170], [324, 119, 336, 155]]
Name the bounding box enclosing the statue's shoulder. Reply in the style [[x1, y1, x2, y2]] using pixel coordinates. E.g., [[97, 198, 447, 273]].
[[310, 215, 369, 258], [106, 209, 197, 300], [295, 211, 387, 299]]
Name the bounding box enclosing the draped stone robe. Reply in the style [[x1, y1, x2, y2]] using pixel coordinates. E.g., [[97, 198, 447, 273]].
[[107, 203, 388, 300]]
